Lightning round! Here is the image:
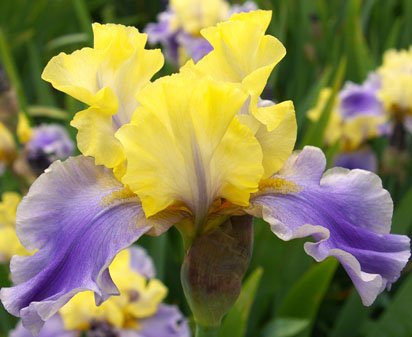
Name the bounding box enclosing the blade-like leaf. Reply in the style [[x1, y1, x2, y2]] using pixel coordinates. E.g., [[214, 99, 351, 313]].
[[219, 268, 264, 337], [276, 258, 338, 337]]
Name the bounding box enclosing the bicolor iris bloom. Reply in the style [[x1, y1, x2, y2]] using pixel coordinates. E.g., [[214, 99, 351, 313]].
[[307, 74, 386, 171], [0, 192, 31, 262], [0, 10, 410, 334], [145, 0, 257, 65], [9, 247, 190, 337]]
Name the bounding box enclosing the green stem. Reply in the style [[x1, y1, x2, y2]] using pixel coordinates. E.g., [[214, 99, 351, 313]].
[[0, 29, 28, 114], [195, 325, 220, 337], [72, 0, 93, 42]]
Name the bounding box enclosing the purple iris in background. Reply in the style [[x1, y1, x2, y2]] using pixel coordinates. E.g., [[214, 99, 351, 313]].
[[339, 73, 383, 118], [333, 73, 385, 171], [26, 124, 74, 174], [334, 147, 378, 172]]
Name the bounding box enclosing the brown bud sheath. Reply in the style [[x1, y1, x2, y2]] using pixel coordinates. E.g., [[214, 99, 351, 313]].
[[181, 215, 253, 327]]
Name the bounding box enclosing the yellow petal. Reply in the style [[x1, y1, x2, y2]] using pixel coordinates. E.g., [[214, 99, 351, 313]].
[[378, 47, 412, 114], [0, 122, 16, 164], [16, 113, 32, 144], [0, 227, 29, 262], [61, 249, 168, 330], [195, 10, 285, 99], [70, 89, 125, 169], [116, 75, 264, 218], [126, 278, 168, 318], [342, 115, 386, 150], [60, 291, 124, 330], [0, 192, 31, 261], [42, 48, 102, 105], [0, 192, 20, 227], [42, 24, 164, 169], [252, 101, 297, 178]]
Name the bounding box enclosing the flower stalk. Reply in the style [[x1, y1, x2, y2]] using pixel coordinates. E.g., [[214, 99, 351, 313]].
[[195, 325, 220, 337]]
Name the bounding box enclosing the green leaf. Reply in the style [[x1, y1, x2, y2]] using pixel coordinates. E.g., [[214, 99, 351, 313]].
[[72, 0, 93, 42], [276, 258, 338, 337], [365, 273, 412, 337], [27, 105, 68, 120], [262, 318, 310, 337], [247, 221, 312, 334], [392, 186, 412, 235], [330, 291, 369, 337], [218, 267, 263, 337], [46, 33, 90, 51], [0, 28, 28, 113], [300, 58, 346, 148]]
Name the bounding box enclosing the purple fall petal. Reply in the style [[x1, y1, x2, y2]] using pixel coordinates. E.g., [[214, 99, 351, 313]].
[[10, 314, 78, 337], [249, 146, 410, 305], [0, 156, 152, 334], [333, 147, 378, 172]]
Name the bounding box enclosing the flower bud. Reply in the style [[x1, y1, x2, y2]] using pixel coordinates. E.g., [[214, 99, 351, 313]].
[[181, 215, 253, 327]]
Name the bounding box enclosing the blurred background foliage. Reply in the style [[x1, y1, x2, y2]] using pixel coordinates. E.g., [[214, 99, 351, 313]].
[[0, 0, 411, 337]]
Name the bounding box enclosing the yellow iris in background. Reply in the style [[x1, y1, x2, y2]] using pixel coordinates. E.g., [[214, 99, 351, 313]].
[[60, 249, 167, 330], [307, 87, 385, 150], [378, 47, 412, 117], [170, 0, 229, 35]]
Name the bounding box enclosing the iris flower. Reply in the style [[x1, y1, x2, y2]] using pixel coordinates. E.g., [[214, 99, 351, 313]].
[[10, 247, 190, 337], [0, 10, 410, 335], [307, 74, 386, 171]]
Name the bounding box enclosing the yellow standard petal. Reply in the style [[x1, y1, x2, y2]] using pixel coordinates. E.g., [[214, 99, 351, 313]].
[[188, 10, 286, 111], [181, 11, 296, 178], [253, 101, 297, 178], [116, 75, 264, 222], [42, 23, 164, 169]]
